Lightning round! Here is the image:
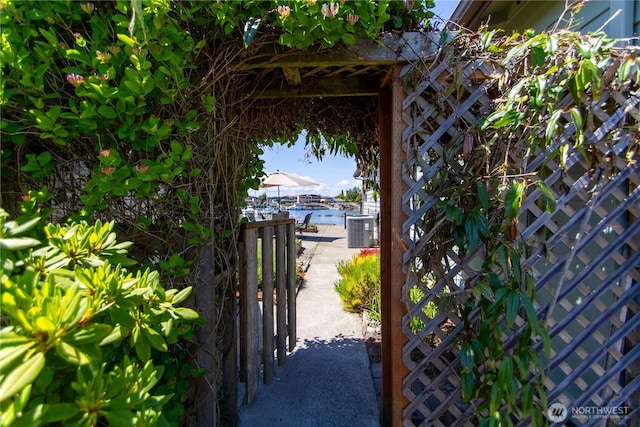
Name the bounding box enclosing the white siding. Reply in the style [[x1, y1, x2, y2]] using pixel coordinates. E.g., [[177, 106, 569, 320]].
[[481, 0, 637, 38]]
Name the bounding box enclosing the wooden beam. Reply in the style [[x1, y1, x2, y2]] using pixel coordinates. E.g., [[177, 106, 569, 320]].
[[388, 66, 410, 426], [379, 83, 393, 427], [247, 76, 381, 99], [234, 32, 455, 70]]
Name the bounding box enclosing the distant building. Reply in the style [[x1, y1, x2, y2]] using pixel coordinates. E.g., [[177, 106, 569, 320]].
[[353, 167, 380, 217], [296, 194, 322, 203]]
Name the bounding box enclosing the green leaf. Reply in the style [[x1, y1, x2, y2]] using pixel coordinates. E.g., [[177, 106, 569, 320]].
[[576, 59, 600, 94], [66, 324, 112, 346], [142, 326, 168, 352], [103, 409, 139, 426], [536, 385, 548, 411], [531, 46, 545, 67], [134, 331, 151, 362], [532, 410, 544, 427], [0, 331, 31, 346], [617, 58, 634, 82], [40, 403, 81, 422], [464, 216, 479, 251], [489, 382, 502, 414], [461, 342, 474, 370], [480, 30, 496, 51], [98, 105, 118, 119], [173, 307, 200, 320], [559, 143, 569, 170], [506, 291, 519, 327], [475, 281, 495, 302], [0, 237, 41, 250], [520, 294, 539, 326], [497, 357, 513, 390], [477, 181, 489, 211], [535, 181, 556, 213], [504, 181, 524, 222], [545, 109, 562, 143], [35, 316, 56, 332], [99, 325, 126, 345], [521, 384, 533, 417], [116, 33, 136, 47], [0, 342, 35, 372], [461, 371, 474, 402], [0, 353, 45, 403], [539, 328, 551, 358], [55, 341, 90, 365], [341, 33, 356, 44], [492, 110, 523, 130], [5, 217, 41, 237], [172, 286, 192, 304]]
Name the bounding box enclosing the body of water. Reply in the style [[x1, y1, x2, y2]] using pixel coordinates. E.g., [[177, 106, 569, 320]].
[[288, 209, 361, 225]]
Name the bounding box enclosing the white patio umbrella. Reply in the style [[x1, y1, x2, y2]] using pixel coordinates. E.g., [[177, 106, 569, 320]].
[[259, 170, 318, 210]]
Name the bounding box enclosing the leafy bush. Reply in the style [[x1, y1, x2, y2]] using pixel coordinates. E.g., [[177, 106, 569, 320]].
[[334, 249, 380, 319], [0, 209, 201, 427], [408, 286, 439, 334], [256, 238, 305, 290]]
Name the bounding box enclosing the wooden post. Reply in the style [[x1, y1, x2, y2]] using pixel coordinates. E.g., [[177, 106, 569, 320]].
[[261, 226, 275, 383], [379, 67, 410, 426], [287, 222, 297, 351], [275, 224, 287, 364], [240, 227, 259, 403]]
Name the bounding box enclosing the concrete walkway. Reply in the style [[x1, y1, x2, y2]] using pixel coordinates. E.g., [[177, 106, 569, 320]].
[[238, 224, 381, 427]]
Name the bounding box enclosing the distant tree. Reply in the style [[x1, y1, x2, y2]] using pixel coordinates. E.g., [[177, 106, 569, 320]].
[[344, 186, 362, 203]]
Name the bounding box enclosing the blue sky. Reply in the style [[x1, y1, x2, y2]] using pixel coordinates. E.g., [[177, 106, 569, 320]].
[[257, 1, 460, 198], [258, 133, 358, 198]]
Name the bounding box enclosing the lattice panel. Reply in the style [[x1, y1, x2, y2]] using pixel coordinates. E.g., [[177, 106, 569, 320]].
[[399, 49, 640, 427]]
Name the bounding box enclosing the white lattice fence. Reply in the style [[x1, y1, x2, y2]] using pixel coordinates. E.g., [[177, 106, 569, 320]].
[[399, 45, 639, 426]]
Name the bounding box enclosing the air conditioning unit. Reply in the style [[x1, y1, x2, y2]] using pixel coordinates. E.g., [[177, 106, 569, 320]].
[[346, 216, 375, 248]]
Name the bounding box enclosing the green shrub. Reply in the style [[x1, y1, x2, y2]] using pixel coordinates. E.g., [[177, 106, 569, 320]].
[[334, 249, 380, 318], [256, 238, 304, 290], [0, 209, 201, 427], [408, 286, 439, 334]]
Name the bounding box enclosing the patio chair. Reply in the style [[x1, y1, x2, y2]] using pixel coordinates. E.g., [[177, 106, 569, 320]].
[[296, 213, 313, 233]]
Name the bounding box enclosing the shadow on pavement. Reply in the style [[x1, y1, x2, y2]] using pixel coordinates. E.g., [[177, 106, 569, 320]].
[[239, 335, 380, 427]]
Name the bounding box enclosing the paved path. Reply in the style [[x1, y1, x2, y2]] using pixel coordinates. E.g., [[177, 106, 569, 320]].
[[238, 224, 380, 427]]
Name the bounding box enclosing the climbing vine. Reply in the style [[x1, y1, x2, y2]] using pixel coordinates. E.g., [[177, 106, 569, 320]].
[[405, 27, 638, 426]]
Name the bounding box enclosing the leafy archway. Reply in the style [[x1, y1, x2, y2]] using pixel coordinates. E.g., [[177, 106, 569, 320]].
[[0, 1, 432, 424]]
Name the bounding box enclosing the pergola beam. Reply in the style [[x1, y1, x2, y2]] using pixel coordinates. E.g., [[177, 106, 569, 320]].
[[246, 76, 381, 98], [234, 32, 452, 70]]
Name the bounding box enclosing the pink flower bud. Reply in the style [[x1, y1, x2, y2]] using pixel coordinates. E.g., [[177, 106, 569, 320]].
[[80, 3, 94, 14], [321, 2, 339, 18], [96, 50, 112, 63], [277, 5, 291, 19], [66, 74, 85, 87], [347, 14, 359, 25]]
